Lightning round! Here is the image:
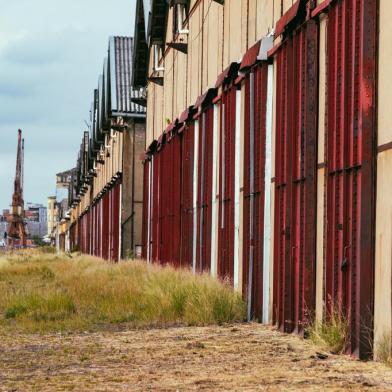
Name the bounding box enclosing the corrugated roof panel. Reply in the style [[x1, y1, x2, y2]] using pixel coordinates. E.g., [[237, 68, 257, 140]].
[[108, 36, 146, 117]]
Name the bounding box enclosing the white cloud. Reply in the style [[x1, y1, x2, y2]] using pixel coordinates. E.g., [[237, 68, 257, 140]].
[[0, 0, 136, 208]]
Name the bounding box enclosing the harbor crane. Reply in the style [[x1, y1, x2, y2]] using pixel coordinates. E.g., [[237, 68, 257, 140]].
[[7, 129, 27, 248]]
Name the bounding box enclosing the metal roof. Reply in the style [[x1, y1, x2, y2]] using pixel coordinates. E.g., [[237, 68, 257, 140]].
[[108, 36, 146, 117], [133, 0, 149, 87]]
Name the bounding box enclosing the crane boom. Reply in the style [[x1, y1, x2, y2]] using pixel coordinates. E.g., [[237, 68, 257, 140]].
[[7, 129, 27, 248]]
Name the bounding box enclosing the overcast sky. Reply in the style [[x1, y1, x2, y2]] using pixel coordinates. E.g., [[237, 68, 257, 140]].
[[0, 0, 136, 211]]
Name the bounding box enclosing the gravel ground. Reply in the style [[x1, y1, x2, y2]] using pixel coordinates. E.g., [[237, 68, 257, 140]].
[[1, 323, 392, 391]]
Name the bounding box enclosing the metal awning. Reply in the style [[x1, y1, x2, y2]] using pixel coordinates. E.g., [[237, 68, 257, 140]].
[[275, 0, 305, 37], [239, 40, 261, 72], [215, 62, 240, 88]]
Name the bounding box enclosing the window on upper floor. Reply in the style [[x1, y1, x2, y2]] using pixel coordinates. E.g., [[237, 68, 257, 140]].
[[172, 1, 189, 36], [152, 43, 164, 72]]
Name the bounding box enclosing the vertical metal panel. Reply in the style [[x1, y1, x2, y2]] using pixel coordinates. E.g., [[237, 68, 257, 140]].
[[111, 180, 121, 262], [142, 161, 150, 260], [196, 108, 214, 273], [171, 135, 182, 267], [210, 105, 219, 277], [243, 65, 268, 321], [263, 63, 274, 324], [180, 123, 195, 268], [234, 89, 241, 290], [152, 153, 161, 262], [218, 86, 237, 282], [192, 120, 199, 272], [159, 142, 170, 265], [324, 0, 377, 359], [147, 157, 153, 263], [273, 19, 319, 333], [103, 191, 110, 260]]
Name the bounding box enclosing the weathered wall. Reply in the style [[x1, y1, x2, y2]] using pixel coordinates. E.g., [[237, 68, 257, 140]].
[[146, 0, 290, 147], [122, 121, 146, 257], [374, 0, 392, 351]]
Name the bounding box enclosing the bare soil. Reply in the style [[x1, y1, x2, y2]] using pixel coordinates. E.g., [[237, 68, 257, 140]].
[[1, 323, 392, 391]]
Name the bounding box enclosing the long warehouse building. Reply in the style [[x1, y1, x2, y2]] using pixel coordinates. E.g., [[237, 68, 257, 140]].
[[62, 36, 146, 261], [133, 0, 390, 360]]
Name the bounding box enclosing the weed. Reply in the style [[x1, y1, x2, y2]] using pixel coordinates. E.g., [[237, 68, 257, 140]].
[[375, 332, 392, 365], [307, 307, 348, 354], [5, 304, 27, 319]]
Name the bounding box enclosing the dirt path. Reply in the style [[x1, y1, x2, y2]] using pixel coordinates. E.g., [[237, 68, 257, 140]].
[[1, 324, 392, 391]]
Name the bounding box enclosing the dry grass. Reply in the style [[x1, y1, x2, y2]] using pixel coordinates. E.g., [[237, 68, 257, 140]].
[[2, 324, 392, 391], [0, 250, 245, 333], [308, 307, 348, 354], [376, 332, 392, 366]]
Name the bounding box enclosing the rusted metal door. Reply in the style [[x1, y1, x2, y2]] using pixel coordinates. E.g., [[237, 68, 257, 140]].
[[142, 161, 149, 260], [102, 191, 110, 260], [324, 0, 377, 358], [218, 86, 237, 281], [158, 139, 170, 265], [180, 123, 195, 268], [196, 107, 214, 272], [273, 17, 319, 333], [151, 153, 161, 263], [111, 180, 121, 262], [243, 65, 268, 321], [169, 134, 182, 267]]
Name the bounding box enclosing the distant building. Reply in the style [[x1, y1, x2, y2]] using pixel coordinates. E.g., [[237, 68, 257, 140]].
[[0, 202, 47, 240], [47, 196, 58, 236], [56, 36, 146, 260]]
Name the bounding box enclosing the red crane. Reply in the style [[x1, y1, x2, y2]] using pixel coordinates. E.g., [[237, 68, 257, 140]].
[[7, 129, 27, 248]]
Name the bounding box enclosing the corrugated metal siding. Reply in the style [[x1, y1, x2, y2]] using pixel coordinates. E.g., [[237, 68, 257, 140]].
[[180, 124, 195, 268], [109, 36, 147, 117], [218, 87, 237, 282], [74, 179, 122, 263], [243, 65, 268, 322], [170, 135, 182, 267], [196, 107, 214, 273], [273, 19, 319, 334], [142, 161, 150, 260], [153, 152, 163, 263], [324, 0, 377, 359]]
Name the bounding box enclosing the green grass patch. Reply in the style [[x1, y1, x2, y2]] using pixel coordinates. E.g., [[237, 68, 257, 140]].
[[0, 250, 245, 333]]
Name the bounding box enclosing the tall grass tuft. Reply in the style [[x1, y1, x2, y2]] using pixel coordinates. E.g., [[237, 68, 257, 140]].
[[307, 306, 348, 354], [375, 333, 392, 366], [0, 251, 245, 333]]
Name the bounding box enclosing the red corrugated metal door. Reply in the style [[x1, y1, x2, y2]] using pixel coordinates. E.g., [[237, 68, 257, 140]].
[[218, 87, 237, 282], [324, 0, 377, 358], [152, 154, 160, 263], [273, 19, 319, 333], [159, 142, 169, 265], [111, 180, 121, 262], [142, 160, 149, 260], [180, 124, 195, 268], [170, 135, 182, 267], [196, 107, 214, 272], [243, 65, 268, 321], [103, 191, 110, 260]]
